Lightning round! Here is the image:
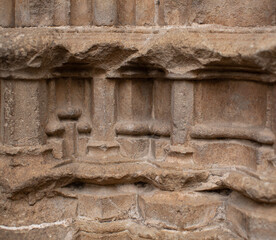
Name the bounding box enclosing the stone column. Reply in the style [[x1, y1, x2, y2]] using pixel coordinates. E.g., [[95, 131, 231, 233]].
[[87, 76, 118, 159], [171, 81, 194, 145], [91, 76, 116, 141]]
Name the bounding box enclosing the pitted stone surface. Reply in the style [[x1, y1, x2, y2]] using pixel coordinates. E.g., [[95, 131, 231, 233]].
[[0, 1, 276, 240]]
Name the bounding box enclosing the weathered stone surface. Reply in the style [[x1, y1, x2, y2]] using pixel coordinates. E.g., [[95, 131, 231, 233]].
[[138, 191, 225, 230], [54, 0, 70, 26], [0, 226, 74, 240], [117, 0, 136, 26], [0, 0, 14, 27], [15, 0, 55, 27], [1, 80, 47, 146], [163, 0, 276, 27], [226, 192, 276, 239], [136, 0, 156, 26], [78, 193, 136, 221], [93, 0, 117, 26], [0, 1, 276, 240], [70, 0, 92, 26], [1, 0, 275, 28]]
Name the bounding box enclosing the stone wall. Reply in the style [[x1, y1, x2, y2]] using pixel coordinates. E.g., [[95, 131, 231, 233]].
[[1, 0, 276, 27], [0, 1, 276, 239]]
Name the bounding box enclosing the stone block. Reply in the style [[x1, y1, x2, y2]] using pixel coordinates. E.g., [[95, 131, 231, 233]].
[[15, 0, 54, 27], [54, 0, 70, 26], [226, 193, 276, 240], [195, 0, 276, 27], [0, 3, 276, 239], [157, 0, 165, 26], [136, 0, 155, 26], [77, 231, 132, 240], [0, 197, 77, 226], [163, 0, 190, 25], [116, 79, 154, 136], [272, 85, 276, 153], [117, 0, 135, 26], [47, 138, 64, 159], [193, 141, 257, 170], [93, 0, 117, 26], [171, 81, 194, 144], [163, 0, 276, 27], [87, 140, 120, 159], [92, 77, 116, 141], [62, 122, 77, 158], [194, 81, 268, 127], [138, 192, 223, 230], [117, 79, 133, 122], [117, 79, 153, 122], [1, 80, 47, 146], [77, 136, 89, 158], [78, 194, 136, 221], [165, 145, 194, 167], [0, 226, 73, 240], [153, 79, 171, 123], [117, 137, 150, 160], [153, 138, 170, 160], [70, 0, 92, 26], [0, 0, 14, 27]]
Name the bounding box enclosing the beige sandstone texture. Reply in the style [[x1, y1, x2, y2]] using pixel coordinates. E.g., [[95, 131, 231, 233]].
[[0, 0, 276, 239]]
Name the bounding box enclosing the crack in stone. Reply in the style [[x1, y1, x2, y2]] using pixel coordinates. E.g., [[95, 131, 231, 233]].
[[0, 219, 72, 231]]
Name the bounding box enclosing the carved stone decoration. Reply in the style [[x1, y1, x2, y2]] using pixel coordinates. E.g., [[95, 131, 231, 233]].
[[45, 78, 93, 159], [0, 1, 276, 240]]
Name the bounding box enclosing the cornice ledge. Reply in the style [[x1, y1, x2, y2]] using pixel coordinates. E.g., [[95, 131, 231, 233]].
[[0, 26, 275, 82]]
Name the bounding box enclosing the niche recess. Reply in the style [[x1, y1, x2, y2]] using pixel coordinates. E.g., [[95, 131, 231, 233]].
[[115, 78, 172, 160]]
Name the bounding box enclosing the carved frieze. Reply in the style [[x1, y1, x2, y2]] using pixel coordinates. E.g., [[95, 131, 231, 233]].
[[0, 6, 276, 238]]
